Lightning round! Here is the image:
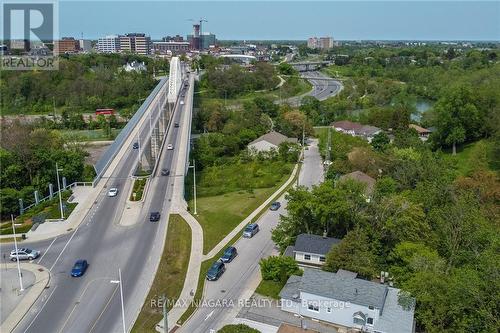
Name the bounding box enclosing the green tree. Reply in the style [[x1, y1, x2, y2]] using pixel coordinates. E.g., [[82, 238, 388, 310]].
[[259, 256, 302, 283], [432, 85, 481, 154], [324, 228, 378, 279], [371, 132, 390, 151]]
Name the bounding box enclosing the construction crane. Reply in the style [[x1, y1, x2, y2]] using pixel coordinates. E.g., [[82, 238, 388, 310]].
[[187, 18, 208, 49]]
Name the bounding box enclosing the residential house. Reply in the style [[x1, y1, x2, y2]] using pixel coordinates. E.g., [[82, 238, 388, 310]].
[[123, 61, 147, 72], [409, 124, 432, 141], [284, 234, 341, 267], [279, 268, 415, 333], [338, 171, 376, 198], [331, 121, 382, 142], [248, 131, 297, 153]]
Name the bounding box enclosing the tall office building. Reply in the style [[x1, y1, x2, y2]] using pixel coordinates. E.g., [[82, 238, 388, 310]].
[[97, 35, 120, 53], [187, 31, 216, 50], [119, 33, 151, 55], [79, 39, 92, 52]]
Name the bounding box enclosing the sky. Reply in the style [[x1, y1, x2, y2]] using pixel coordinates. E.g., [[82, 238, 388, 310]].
[[59, 1, 500, 41]]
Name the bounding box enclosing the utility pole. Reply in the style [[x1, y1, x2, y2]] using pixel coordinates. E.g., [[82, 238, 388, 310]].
[[110, 269, 126, 333], [163, 294, 168, 333], [11, 215, 24, 291], [55, 163, 64, 220]]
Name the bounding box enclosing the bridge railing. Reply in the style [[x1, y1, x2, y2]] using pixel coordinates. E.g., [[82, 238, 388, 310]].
[[93, 77, 169, 186]]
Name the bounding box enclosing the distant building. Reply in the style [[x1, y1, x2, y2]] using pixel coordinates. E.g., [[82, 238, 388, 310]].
[[153, 41, 190, 55], [162, 35, 184, 42], [409, 124, 432, 141], [79, 39, 92, 52], [248, 131, 298, 153], [280, 268, 415, 333], [331, 121, 381, 142], [9, 39, 30, 52], [54, 37, 80, 54], [187, 32, 216, 50], [97, 35, 120, 53], [123, 61, 147, 72], [338, 171, 376, 197], [119, 33, 151, 55], [308, 36, 335, 50], [284, 234, 341, 267]]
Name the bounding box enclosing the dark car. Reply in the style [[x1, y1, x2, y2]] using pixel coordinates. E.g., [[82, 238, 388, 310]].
[[270, 202, 281, 211], [161, 169, 170, 176], [243, 223, 259, 238], [71, 259, 88, 277], [174, 123, 179, 128], [150, 212, 161, 222], [220, 246, 237, 263], [133, 142, 139, 149], [206, 261, 225, 281]]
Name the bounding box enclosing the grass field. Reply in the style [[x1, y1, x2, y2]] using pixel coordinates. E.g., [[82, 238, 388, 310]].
[[255, 280, 285, 300], [189, 184, 285, 255], [130, 178, 147, 201], [199, 77, 311, 108], [449, 140, 497, 176], [131, 214, 192, 333]]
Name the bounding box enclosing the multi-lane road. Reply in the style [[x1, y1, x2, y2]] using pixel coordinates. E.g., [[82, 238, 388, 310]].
[[179, 139, 325, 333], [1, 73, 194, 333], [284, 71, 343, 106]]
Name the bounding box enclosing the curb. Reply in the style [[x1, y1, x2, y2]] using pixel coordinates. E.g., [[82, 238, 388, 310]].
[[1, 263, 51, 333]]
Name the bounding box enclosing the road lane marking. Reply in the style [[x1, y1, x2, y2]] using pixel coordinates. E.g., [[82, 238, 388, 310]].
[[37, 237, 57, 265], [88, 283, 120, 333], [22, 285, 58, 333], [49, 225, 80, 272], [205, 310, 214, 321]]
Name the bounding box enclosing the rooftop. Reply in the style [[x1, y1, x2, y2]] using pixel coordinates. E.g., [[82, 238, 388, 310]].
[[294, 233, 341, 256], [249, 131, 297, 147]]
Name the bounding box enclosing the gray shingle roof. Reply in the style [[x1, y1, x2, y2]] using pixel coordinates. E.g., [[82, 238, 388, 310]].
[[280, 268, 388, 309], [249, 131, 298, 147], [374, 287, 415, 333], [293, 234, 341, 256]]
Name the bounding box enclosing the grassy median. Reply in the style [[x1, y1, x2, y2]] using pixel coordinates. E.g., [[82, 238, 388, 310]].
[[131, 214, 192, 333], [129, 178, 147, 201]]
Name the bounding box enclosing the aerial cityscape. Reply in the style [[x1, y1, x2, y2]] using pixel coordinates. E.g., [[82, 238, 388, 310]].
[[0, 1, 499, 333]]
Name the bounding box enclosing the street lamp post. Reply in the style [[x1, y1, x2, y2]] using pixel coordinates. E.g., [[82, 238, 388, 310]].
[[111, 268, 126, 333], [188, 160, 197, 215], [55, 163, 64, 220], [11, 214, 24, 292]]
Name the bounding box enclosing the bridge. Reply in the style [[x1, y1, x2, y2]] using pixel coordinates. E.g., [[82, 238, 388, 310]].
[[219, 54, 256, 63], [288, 60, 332, 72]]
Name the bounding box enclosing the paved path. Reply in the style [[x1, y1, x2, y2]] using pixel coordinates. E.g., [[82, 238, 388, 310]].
[[0, 263, 50, 333]]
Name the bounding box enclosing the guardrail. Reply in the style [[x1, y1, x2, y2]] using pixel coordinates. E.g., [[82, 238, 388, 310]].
[[93, 77, 169, 186]]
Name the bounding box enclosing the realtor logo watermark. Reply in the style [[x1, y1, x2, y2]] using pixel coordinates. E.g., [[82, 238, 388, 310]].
[[1, 0, 59, 70]]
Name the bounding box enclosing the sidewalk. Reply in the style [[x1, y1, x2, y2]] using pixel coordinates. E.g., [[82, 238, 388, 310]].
[[0, 263, 50, 333]]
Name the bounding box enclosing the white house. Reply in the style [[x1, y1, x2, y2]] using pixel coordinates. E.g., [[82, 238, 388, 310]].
[[284, 234, 341, 267], [279, 269, 415, 333], [248, 131, 297, 153], [123, 61, 147, 72]]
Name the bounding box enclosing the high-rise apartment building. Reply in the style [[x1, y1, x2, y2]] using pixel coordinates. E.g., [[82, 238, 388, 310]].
[[119, 33, 151, 55], [307, 36, 335, 50]]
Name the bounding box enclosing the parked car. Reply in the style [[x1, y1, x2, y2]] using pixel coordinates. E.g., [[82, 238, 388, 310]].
[[220, 246, 237, 263], [167, 144, 174, 150], [174, 123, 179, 128], [10, 248, 40, 261], [161, 169, 170, 176], [108, 188, 118, 197], [206, 261, 225, 281], [133, 142, 139, 149], [270, 202, 281, 211], [243, 223, 259, 238], [71, 259, 88, 277], [150, 212, 161, 222], [180, 100, 185, 105]]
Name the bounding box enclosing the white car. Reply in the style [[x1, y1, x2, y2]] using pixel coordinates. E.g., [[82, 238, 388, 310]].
[[180, 100, 185, 105], [167, 144, 173, 150], [108, 188, 118, 197], [10, 248, 40, 261]]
